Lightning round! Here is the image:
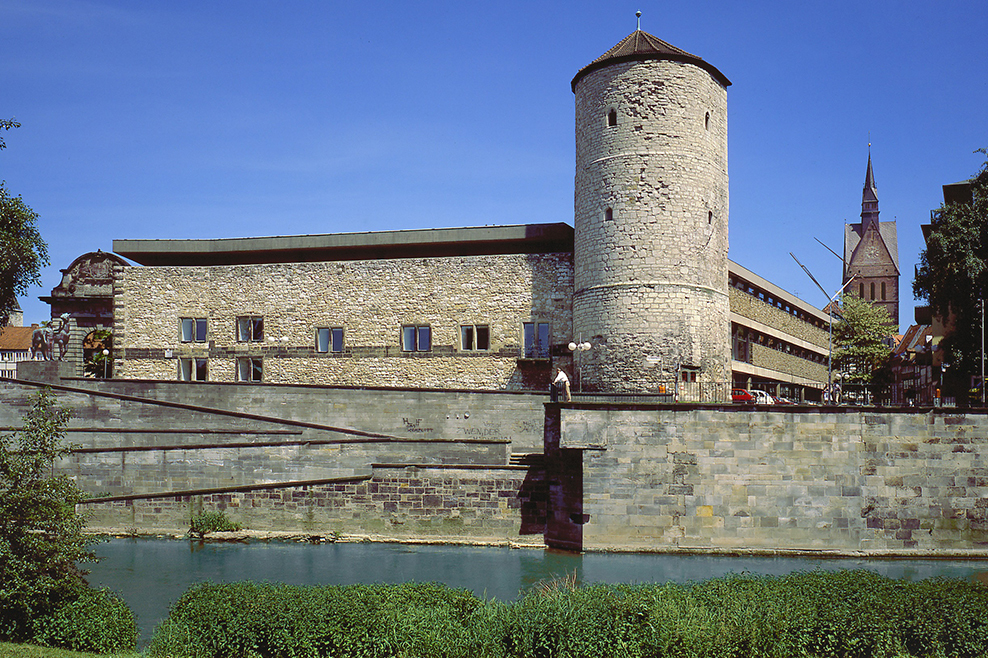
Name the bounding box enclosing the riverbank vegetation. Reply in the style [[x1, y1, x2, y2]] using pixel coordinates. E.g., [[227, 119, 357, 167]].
[[143, 570, 988, 658], [0, 391, 138, 653]]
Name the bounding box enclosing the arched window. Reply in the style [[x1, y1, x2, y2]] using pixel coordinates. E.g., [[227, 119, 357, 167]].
[[859, 283, 864, 299], [881, 282, 886, 300], [708, 210, 713, 224], [705, 111, 710, 130], [604, 207, 614, 221], [870, 282, 876, 300], [607, 109, 617, 127]]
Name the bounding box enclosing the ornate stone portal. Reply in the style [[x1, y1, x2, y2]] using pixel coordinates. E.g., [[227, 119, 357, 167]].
[[38, 250, 128, 377]]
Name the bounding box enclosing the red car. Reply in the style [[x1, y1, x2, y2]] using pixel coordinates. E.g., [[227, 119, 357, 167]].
[[732, 388, 754, 404]]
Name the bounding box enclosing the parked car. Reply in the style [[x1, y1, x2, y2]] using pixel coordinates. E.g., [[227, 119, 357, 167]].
[[732, 388, 754, 404], [773, 396, 795, 405], [751, 390, 774, 405]]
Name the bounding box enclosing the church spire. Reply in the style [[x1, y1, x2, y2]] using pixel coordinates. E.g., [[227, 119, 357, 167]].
[[861, 148, 880, 229]]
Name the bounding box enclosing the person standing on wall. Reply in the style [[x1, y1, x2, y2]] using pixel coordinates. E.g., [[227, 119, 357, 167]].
[[552, 367, 571, 402]]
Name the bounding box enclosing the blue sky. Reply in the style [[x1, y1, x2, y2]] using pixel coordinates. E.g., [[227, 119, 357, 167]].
[[2, 0, 986, 329]]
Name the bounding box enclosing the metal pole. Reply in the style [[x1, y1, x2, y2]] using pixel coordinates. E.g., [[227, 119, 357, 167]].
[[982, 299, 985, 406]]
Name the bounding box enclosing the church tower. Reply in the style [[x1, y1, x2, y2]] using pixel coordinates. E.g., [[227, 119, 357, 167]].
[[843, 151, 900, 328], [571, 25, 731, 392]]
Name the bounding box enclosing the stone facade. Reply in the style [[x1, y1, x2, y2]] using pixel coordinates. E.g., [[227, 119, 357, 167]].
[[573, 56, 730, 391], [83, 465, 545, 542], [553, 405, 988, 553], [113, 253, 573, 390]]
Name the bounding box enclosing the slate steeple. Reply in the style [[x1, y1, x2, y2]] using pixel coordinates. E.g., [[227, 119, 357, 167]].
[[843, 148, 900, 330], [861, 148, 880, 229]]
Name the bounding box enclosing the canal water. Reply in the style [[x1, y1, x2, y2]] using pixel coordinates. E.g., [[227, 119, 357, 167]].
[[88, 538, 988, 646]]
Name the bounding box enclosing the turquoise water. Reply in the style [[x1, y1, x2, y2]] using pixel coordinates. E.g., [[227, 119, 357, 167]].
[[88, 538, 988, 646]]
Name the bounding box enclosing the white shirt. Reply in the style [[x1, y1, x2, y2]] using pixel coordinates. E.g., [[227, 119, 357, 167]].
[[553, 370, 570, 384]]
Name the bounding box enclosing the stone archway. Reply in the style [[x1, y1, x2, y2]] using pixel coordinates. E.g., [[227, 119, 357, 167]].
[[83, 329, 112, 378]]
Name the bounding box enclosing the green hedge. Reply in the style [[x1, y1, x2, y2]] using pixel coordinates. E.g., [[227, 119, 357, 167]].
[[27, 587, 138, 654], [147, 570, 988, 658]]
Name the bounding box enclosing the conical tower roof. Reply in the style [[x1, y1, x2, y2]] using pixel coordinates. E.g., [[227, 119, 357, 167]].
[[572, 29, 731, 91]]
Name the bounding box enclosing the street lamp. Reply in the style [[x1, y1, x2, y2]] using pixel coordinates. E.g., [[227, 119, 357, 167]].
[[568, 339, 592, 393], [102, 348, 109, 379]]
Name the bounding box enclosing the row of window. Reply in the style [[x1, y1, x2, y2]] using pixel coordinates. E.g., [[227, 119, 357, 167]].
[[605, 108, 713, 131], [179, 357, 262, 382], [177, 317, 551, 356], [859, 281, 888, 302], [729, 276, 829, 330], [732, 325, 827, 366]]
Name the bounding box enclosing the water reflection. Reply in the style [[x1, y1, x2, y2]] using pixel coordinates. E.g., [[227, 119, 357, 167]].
[[88, 539, 988, 647]]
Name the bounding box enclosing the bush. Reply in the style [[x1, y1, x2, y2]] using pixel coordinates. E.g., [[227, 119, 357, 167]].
[[30, 587, 138, 653], [147, 571, 988, 658], [189, 510, 242, 537], [148, 581, 494, 658]]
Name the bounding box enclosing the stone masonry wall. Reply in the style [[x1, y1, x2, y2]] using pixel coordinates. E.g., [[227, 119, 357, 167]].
[[113, 253, 573, 390], [83, 465, 546, 543], [573, 58, 730, 390], [749, 344, 827, 384], [729, 287, 830, 350], [559, 405, 988, 553]]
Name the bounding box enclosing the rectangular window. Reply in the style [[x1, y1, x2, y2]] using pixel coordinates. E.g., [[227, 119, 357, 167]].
[[237, 316, 264, 342], [316, 327, 345, 353], [402, 325, 431, 352], [181, 318, 208, 343], [460, 324, 490, 351], [178, 358, 208, 381], [523, 322, 550, 358], [236, 357, 262, 382]]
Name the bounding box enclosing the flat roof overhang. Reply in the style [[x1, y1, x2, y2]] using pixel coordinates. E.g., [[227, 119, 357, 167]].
[[114, 223, 575, 266]]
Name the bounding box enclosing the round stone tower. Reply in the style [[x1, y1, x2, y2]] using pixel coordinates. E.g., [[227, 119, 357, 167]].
[[571, 28, 731, 392]]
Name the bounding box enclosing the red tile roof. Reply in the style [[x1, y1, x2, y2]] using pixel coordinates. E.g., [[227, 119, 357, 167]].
[[0, 326, 34, 351]]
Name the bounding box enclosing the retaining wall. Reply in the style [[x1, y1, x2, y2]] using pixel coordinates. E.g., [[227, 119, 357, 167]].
[[550, 405, 988, 553]]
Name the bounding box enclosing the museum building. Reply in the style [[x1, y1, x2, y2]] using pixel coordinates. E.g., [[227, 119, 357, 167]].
[[42, 28, 833, 401]]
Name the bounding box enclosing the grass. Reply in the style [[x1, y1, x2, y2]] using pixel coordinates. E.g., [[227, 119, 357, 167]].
[[0, 643, 139, 658]]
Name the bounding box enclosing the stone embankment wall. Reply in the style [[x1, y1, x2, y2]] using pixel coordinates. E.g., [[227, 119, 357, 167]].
[[85, 465, 546, 543], [551, 405, 988, 553], [2, 374, 548, 542], [112, 252, 573, 390], [7, 370, 988, 553]]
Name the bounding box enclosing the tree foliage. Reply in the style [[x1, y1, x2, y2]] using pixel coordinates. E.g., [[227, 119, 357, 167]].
[[832, 293, 897, 386], [1, 118, 49, 328], [0, 390, 94, 642], [913, 150, 988, 395]]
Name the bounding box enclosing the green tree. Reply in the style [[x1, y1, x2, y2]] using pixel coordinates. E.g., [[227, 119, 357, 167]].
[[832, 293, 897, 395], [0, 390, 94, 641], [913, 150, 988, 399], [1, 118, 49, 328]]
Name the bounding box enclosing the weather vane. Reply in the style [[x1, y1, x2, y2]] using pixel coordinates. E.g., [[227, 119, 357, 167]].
[[636, 10, 642, 30]]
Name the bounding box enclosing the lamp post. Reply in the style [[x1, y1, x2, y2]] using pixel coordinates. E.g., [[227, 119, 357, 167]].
[[102, 348, 109, 379], [568, 338, 592, 393]]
